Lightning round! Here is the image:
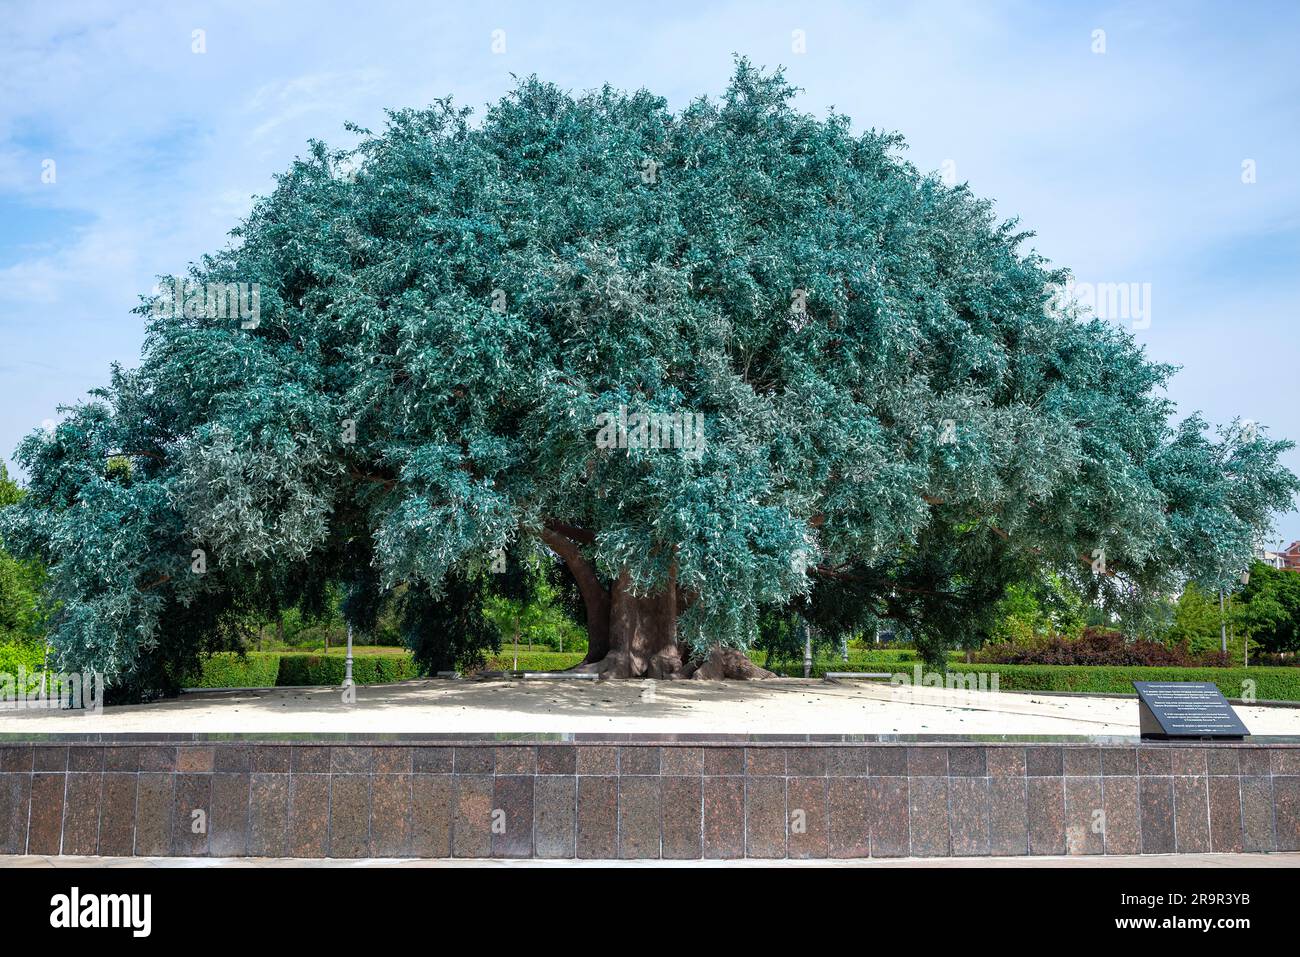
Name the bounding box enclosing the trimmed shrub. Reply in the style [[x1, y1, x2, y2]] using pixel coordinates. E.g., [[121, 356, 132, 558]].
[[0, 640, 45, 694], [275, 653, 419, 686], [974, 627, 1230, 667], [897, 663, 1300, 701], [187, 652, 281, 688]]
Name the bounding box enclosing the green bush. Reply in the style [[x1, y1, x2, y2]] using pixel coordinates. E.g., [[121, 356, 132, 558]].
[[876, 662, 1300, 701], [0, 640, 45, 694], [186, 652, 281, 688], [485, 651, 586, 672], [275, 653, 420, 686]]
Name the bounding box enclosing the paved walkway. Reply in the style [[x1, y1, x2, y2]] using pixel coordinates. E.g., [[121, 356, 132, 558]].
[[2, 677, 1296, 735], [3, 852, 1297, 867]]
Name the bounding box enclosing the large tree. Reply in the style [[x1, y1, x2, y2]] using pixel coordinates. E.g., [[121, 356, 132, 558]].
[[3, 63, 1296, 693]]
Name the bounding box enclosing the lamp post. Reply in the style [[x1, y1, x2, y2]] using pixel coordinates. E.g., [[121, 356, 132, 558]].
[[343, 622, 355, 690]]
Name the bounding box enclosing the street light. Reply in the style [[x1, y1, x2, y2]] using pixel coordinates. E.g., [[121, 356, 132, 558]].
[[343, 622, 355, 690]]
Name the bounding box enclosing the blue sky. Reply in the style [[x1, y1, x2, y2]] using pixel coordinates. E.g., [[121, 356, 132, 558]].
[[1, 0, 1298, 546]]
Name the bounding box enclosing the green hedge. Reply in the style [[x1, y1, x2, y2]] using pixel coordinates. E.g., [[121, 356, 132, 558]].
[[190, 648, 1300, 702], [276, 653, 419, 686], [0, 641, 45, 694], [875, 663, 1300, 701], [486, 651, 586, 672], [191, 651, 419, 688], [187, 652, 282, 688]]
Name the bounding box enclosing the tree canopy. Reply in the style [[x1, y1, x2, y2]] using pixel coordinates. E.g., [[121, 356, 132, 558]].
[[2, 61, 1296, 694]]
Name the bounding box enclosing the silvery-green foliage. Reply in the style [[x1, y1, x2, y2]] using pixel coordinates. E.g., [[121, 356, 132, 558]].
[[2, 61, 1296, 687]]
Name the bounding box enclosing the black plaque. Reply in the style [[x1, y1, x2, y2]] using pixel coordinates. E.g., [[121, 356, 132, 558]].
[[1133, 681, 1249, 739]]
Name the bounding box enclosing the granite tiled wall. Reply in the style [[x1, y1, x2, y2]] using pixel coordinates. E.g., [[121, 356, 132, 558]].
[[1, 742, 1297, 859]]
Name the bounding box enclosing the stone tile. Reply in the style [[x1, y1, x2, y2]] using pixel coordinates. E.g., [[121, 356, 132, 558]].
[[291, 746, 330, 774], [1027, 777, 1065, 855], [746, 748, 786, 777], [619, 747, 661, 776], [534, 776, 576, 858], [1101, 748, 1137, 777], [492, 775, 535, 858], [329, 775, 371, 858], [454, 747, 494, 776], [1063, 777, 1104, 855], [986, 747, 1026, 777], [248, 774, 288, 857], [137, 746, 176, 772], [0, 746, 33, 772], [662, 776, 701, 859], [661, 747, 703, 776], [1238, 748, 1271, 776], [1272, 750, 1300, 776], [787, 748, 827, 777], [1063, 748, 1102, 777], [0, 773, 31, 854], [909, 776, 951, 857], [1241, 776, 1275, 852], [134, 773, 174, 857], [330, 747, 374, 774], [950, 776, 990, 856], [494, 747, 536, 776], [868, 777, 909, 857], [213, 743, 250, 774], [411, 775, 453, 857], [209, 772, 250, 857], [370, 774, 413, 857], [1170, 748, 1207, 777], [1026, 747, 1062, 777], [1275, 777, 1300, 852], [702, 748, 743, 776], [1206, 748, 1240, 777], [172, 773, 211, 856], [374, 747, 412, 774], [452, 775, 492, 858], [948, 747, 986, 777], [702, 777, 744, 859], [1208, 776, 1244, 853], [826, 749, 869, 776], [576, 747, 616, 776], [1139, 777, 1175, 854], [1138, 748, 1172, 776], [253, 746, 291, 774], [1102, 777, 1140, 855], [68, 747, 105, 773], [828, 777, 871, 858], [177, 746, 214, 773], [1173, 776, 1211, 853], [576, 775, 617, 859], [745, 776, 786, 858], [988, 777, 1028, 855], [33, 746, 68, 772], [60, 772, 102, 856], [868, 748, 909, 780], [287, 774, 330, 858], [538, 746, 576, 776], [907, 747, 947, 777], [619, 776, 661, 859], [104, 747, 139, 772], [97, 773, 136, 856], [411, 747, 452, 774], [787, 777, 828, 859]]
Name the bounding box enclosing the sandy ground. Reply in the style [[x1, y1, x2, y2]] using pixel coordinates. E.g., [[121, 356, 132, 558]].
[[2, 677, 1297, 736]]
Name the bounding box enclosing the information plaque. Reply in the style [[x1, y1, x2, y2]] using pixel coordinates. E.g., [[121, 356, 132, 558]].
[[1132, 681, 1249, 739]]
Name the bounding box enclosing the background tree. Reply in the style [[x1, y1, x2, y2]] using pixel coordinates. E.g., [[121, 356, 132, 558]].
[[1238, 561, 1300, 655], [2, 62, 1297, 695]]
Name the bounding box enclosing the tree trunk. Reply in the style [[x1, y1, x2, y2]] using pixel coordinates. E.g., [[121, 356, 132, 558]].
[[542, 523, 775, 680]]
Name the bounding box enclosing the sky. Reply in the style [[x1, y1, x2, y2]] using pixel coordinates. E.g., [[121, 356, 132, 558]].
[[1, 0, 1298, 546]]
